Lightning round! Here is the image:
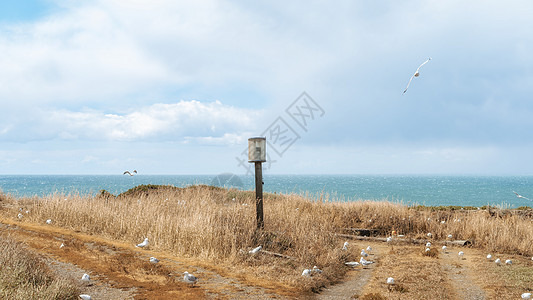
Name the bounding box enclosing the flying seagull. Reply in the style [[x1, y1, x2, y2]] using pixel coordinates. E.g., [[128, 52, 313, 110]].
[[124, 170, 137, 176], [403, 57, 432, 94], [513, 191, 531, 201]]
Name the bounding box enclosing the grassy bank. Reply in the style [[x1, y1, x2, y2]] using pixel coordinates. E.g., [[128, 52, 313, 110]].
[[1, 185, 532, 293], [0, 233, 79, 300]]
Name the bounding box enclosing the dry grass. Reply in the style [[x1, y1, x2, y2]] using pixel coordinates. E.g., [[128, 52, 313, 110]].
[[2, 185, 533, 294], [0, 233, 79, 300]]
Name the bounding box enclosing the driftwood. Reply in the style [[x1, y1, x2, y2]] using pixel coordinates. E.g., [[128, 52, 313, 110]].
[[336, 233, 472, 246], [260, 250, 295, 260]]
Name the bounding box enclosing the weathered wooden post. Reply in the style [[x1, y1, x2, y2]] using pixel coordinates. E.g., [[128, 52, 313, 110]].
[[248, 137, 266, 230]]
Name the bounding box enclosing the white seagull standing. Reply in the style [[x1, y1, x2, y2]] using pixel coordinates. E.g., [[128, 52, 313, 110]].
[[513, 191, 531, 201], [79, 295, 92, 300], [136, 238, 149, 248], [249, 245, 262, 254], [360, 257, 374, 266], [150, 257, 159, 264], [81, 273, 90, 282], [403, 58, 432, 94], [342, 241, 349, 251], [183, 271, 198, 285]]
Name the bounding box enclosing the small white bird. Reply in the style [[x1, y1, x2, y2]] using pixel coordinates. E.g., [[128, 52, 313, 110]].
[[249, 245, 262, 254], [81, 273, 90, 282], [360, 257, 374, 266], [79, 295, 92, 300], [183, 271, 198, 285], [441, 220, 446, 224], [442, 246, 447, 251], [427, 232, 432, 238], [345, 261, 360, 267], [426, 242, 431, 248], [312, 266, 323, 274], [425, 248, 431, 252], [46, 219, 52, 224], [17, 213, 23, 219], [366, 246, 372, 252], [386, 236, 393, 243], [361, 249, 368, 257], [387, 277, 395, 285], [136, 238, 149, 248], [505, 259, 512, 265], [447, 234, 453, 239], [150, 257, 159, 264], [342, 241, 349, 251], [403, 57, 432, 94], [513, 191, 531, 201], [495, 258, 501, 265], [458, 251, 464, 259], [302, 269, 311, 276], [522, 292, 532, 299], [60, 243, 65, 249], [486, 254, 492, 260]]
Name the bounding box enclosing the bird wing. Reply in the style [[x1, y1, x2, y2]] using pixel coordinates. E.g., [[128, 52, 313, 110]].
[[415, 57, 432, 73], [403, 73, 416, 94], [123, 171, 131, 175]]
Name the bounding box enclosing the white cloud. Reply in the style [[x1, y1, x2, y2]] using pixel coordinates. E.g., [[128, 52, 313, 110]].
[[1, 100, 262, 143]]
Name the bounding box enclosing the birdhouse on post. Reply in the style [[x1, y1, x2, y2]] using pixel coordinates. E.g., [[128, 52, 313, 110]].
[[248, 137, 266, 230]]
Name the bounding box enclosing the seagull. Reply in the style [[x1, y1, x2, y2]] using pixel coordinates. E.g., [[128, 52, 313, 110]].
[[124, 170, 138, 176], [513, 191, 531, 201], [447, 234, 453, 239], [136, 238, 149, 248], [17, 213, 23, 219], [79, 295, 92, 300], [46, 219, 52, 224], [366, 246, 372, 252], [345, 261, 360, 267], [425, 248, 431, 252], [505, 259, 512, 265], [81, 273, 90, 282], [427, 232, 432, 238], [60, 243, 65, 249], [458, 251, 464, 259], [442, 246, 447, 251], [522, 292, 532, 299], [183, 271, 198, 285], [426, 242, 431, 248], [386, 236, 393, 243], [361, 249, 369, 257], [486, 254, 492, 260], [403, 57, 431, 94], [342, 241, 349, 251], [302, 269, 311, 276], [249, 245, 262, 254], [360, 257, 374, 266], [495, 258, 501, 265], [150, 257, 159, 264], [312, 266, 323, 274], [387, 277, 395, 285]]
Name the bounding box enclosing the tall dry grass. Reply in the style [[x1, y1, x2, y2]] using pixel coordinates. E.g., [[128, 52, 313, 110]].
[[0, 234, 79, 300], [4, 185, 533, 292]]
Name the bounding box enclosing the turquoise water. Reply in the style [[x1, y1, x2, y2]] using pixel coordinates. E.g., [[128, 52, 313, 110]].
[[0, 174, 532, 208]]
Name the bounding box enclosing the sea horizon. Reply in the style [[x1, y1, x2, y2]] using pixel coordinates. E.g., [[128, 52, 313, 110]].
[[1, 174, 532, 208]]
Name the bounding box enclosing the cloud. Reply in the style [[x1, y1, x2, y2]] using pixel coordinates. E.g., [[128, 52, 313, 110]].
[[0, 100, 262, 143]]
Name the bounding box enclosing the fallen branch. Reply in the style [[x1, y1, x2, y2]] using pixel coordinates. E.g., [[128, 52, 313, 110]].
[[336, 233, 472, 246]]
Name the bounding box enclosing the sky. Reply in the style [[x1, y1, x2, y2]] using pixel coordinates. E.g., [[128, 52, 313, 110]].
[[1, 0, 533, 175]]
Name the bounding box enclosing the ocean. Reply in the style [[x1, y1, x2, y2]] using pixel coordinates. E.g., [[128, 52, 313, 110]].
[[0, 174, 532, 208]]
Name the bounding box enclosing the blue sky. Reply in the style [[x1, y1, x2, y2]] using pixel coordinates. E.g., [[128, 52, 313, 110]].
[[1, 0, 532, 175]]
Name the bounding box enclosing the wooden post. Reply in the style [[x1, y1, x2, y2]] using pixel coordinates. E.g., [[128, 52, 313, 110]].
[[255, 161, 264, 229]]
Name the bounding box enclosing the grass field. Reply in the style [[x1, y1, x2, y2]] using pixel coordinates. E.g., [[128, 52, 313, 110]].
[[1, 185, 532, 298]]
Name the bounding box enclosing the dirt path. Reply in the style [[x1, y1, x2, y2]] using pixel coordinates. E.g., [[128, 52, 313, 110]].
[[440, 246, 486, 300], [0, 219, 284, 299]]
